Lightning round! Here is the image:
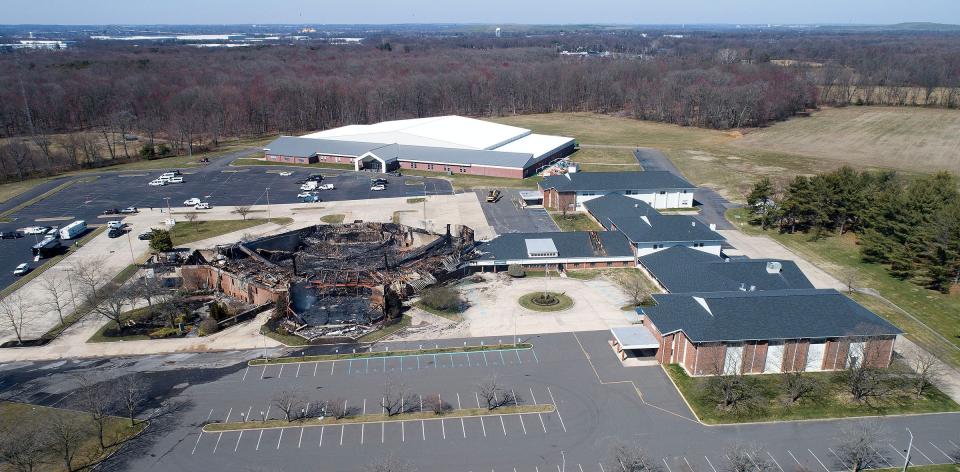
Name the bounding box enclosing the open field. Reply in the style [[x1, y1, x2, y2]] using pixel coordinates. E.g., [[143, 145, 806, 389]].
[[491, 108, 960, 202], [733, 107, 960, 175], [549, 211, 603, 232], [729, 208, 960, 368]]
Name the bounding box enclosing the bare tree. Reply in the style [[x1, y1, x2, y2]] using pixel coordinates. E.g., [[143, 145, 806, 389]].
[[705, 352, 756, 411], [781, 371, 821, 404], [132, 276, 165, 308], [90, 284, 134, 334], [0, 294, 32, 345], [423, 394, 450, 415], [272, 390, 308, 422], [325, 398, 351, 419], [477, 375, 515, 411], [75, 376, 116, 450], [841, 268, 859, 294], [906, 351, 942, 399], [607, 440, 662, 472], [725, 443, 775, 472], [381, 379, 412, 416], [184, 212, 200, 232], [116, 374, 150, 426], [74, 256, 109, 305], [234, 205, 253, 221], [841, 346, 891, 404], [618, 271, 652, 307], [43, 414, 90, 472], [40, 275, 71, 326], [833, 421, 887, 471], [0, 420, 47, 472]]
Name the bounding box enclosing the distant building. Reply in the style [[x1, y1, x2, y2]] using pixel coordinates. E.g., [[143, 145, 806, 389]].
[[538, 171, 696, 211], [638, 246, 813, 293], [263, 116, 575, 178]]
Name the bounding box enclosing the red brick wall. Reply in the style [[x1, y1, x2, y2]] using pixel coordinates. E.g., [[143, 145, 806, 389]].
[[682, 337, 697, 373], [692, 343, 726, 376], [541, 188, 576, 211], [743, 341, 768, 374], [181, 265, 284, 306], [659, 333, 675, 364], [397, 161, 524, 178], [865, 336, 896, 368]]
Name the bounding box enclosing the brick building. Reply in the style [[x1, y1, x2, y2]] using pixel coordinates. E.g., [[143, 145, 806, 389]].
[[640, 289, 902, 376], [539, 171, 696, 211], [263, 116, 575, 178]]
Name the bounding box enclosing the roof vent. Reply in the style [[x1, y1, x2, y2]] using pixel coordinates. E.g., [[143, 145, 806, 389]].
[[709, 223, 716, 231], [640, 215, 652, 227], [766, 261, 782, 274], [634, 203, 639, 208], [749, 285, 756, 291], [693, 296, 713, 316], [739, 283, 746, 291], [691, 221, 696, 227]]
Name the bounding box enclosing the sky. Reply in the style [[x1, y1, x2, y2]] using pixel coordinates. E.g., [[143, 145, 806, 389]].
[[3, 0, 959, 25]]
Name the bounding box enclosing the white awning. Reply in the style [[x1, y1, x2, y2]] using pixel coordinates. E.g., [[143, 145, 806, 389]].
[[611, 326, 659, 350]]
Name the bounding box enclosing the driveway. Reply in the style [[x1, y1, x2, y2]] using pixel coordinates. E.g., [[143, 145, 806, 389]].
[[473, 189, 558, 235], [633, 147, 737, 229]]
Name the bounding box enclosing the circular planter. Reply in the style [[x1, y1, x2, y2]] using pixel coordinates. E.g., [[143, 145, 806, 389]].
[[518, 292, 574, 312]]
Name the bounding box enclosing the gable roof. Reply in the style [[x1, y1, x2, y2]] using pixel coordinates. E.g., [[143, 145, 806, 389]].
[[473, 231, 634, 262], [540, 171, 696, 192], [583, 193, 724, 244], [264, 136, 383, 158], [639, 246, 813, 293], [643, 289, 902, 343]]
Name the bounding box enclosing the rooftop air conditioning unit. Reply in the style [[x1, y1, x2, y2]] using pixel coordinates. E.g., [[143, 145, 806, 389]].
[[766, 261, 782, 274]]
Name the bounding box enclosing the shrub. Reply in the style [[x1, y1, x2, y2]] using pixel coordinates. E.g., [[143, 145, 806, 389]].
[[149, 326, 180, 339], [198, 318, 219, 336], [420, 286, 463, 313], [149, 229, 173, 252], [209, 302, 229, 322], [507, 264, 525, 278]]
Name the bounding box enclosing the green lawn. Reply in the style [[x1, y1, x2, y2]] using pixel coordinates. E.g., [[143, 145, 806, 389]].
[[549, 211, 602, 232], [169, 217, 293, 246], [518, 292, 574, 312], [729, 208, 960, 368], [0, 400, 145, 472], [665, 364, 958, 424]]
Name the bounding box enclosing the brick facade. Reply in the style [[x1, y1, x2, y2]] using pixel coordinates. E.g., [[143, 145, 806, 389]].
[[181, 265, 285, 306], [540, 188, 577, 212]]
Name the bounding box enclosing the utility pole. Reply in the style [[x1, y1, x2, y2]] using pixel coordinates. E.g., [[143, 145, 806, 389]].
[[902, 428, 913, 472]]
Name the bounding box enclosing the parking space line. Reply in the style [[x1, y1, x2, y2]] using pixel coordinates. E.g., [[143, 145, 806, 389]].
[[276, 428, 284, 449], [828, 448, 846, 469], [888, 443, 907, 460], [298, 427, 304, 448], [245, 405, 252, 423], [499, 350, 505, 365], [382, 422, 385, 443], [532, 349, 540, 363], [578, 465, 584, 472], [913, 446, 934, 464], [441, 418, 446, 439], [205, 409, 214, 422], [546, 387, 567, 432], [261, 365, 267, 379], [766, 452, 784, 472], [683, 456, 694, 472], [928, 442, 954, 462], [949, 440, 960, 450], [319, 426, 324, 447], [870, 446, 894, 468], [662, 458, 673, 472], [515, 350, 522, 364], [331, 361, 335, 375], [255, 430, 263, 451], [241, 366, 249, 382], [808, 449, 829, 472], [313, 363, 319, 376], [705, 456, 718, 472], [295, 364, 301, 377], [402, 421, 406, 442], [746, 452, 762, 471], [234, 430, 243, 452], [599, 463, 606, 472], [278, 364, 284, 377], [483, 351, 489, 367], [787, 450, 801, 466], [499, 415, 507, 436], [213, 432, 223, 454], [340, 425, 345, 446], [191, 432, 203, 455]]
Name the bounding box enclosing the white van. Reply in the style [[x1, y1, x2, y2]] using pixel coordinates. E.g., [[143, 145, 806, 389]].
[[158, 172, 177, 181]]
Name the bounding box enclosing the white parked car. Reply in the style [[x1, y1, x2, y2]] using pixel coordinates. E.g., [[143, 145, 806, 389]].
[[22, 226, 46, 235], [279, 171, 293, 176], [297, 192, 317, 199], [107, 220, 124, 229], [195, 202, 211, 210], [148, 179, 165, 186], [183, 198, 201, 206], [300, 182, 318, 191], [168, 176, 184, 184], [13, 263, 29, 276], [370, 184, 386, 191], [317, 184, 335, 191]]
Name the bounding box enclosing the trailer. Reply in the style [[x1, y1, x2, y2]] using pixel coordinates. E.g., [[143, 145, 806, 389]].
[[59, 220, 87, 240], [32, 237, 64, 259]]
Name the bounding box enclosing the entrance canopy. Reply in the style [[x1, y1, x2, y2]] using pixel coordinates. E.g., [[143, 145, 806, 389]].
[[610, 326, 659, 350]]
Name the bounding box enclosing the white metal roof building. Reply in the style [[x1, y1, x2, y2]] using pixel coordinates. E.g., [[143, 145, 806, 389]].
[[264, 116, 576, 178]]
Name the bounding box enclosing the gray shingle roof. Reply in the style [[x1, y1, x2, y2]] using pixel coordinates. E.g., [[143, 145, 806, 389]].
[[643, 289, 903, 342], [473, 231, 634, 262], [264, 136, 535, 169], [583, 194, 724, 244], [639, 246, 813, 293], [540, 171, 696, 192]]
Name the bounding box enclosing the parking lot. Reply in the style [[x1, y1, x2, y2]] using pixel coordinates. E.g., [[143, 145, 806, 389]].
[[0, 166, 452, 291], [475, 189, 558, 234], [88, 331, 960, 472]]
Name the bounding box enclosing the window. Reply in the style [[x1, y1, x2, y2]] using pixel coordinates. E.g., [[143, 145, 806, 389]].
[[459, 167, 468, 173], [693, 243, 704, 248], [681, 190, 687, 194], [659, 191, 666, 195], [444, 166, 451, 172], [606, 261, 613, 267], [411, 162, 417, 169], [427, 164, 434, 170]]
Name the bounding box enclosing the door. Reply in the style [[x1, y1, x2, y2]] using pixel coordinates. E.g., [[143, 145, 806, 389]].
[[847, 340, 866, 368], [806, 340, 825, 371], [724, 343, 744, 375], [764, 341, 784, 373]]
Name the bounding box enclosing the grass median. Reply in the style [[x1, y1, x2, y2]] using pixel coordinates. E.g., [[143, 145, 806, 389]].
[[249, 342, 533, 366], [169, 217, 293, 246], [203, 403, 554, 433]]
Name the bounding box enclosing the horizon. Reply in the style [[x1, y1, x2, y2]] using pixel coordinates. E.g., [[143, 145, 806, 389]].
[[4, 0, 959, 26]]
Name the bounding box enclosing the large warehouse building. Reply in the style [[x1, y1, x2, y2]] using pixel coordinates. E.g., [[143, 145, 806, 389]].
[[263, 116, 576, 178]]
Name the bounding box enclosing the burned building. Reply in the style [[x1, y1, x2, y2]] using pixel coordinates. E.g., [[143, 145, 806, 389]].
[[181, 222, 475, 341]]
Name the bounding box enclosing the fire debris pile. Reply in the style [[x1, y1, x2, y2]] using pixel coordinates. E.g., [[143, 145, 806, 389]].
[[183, 222, 475, 341]]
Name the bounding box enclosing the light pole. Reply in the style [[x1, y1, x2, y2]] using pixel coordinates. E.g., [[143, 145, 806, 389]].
[[163, 197, 172, 215], [902, 428, 913, 472]]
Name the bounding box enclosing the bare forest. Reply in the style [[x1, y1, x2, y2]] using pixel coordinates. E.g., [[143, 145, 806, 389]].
[[1, 29, 959, 183]]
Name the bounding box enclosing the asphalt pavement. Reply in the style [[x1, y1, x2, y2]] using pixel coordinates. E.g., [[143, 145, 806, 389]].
[[474, 189, 558, 235], [0, 331, 957, 472], [634, 148, 737, 230]]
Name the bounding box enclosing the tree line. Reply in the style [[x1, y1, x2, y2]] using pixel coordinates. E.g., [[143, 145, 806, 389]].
[[747, 168, 960, 292]]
